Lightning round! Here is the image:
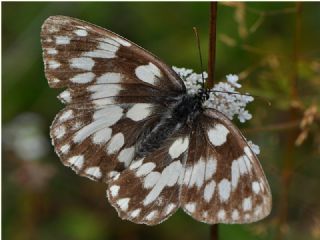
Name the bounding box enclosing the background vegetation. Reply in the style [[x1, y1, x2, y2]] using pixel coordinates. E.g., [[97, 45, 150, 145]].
[[3, 2, 320, 240]]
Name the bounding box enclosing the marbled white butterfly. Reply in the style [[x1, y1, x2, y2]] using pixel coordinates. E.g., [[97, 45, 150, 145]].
[[41, 16, 271, 225]]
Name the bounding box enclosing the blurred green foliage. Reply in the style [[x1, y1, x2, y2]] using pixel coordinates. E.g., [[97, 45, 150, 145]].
[[3, 2, 320, 240]]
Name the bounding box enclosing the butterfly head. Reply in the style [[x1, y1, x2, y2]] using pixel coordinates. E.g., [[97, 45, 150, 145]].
[[197, 87, 210, 103]]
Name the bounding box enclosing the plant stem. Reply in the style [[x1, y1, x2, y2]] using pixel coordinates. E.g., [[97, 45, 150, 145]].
[[210, 224, 218, 240], [207, 2, 218, 89], [208, 2, 219, 240], [275, 3, 302, 240]]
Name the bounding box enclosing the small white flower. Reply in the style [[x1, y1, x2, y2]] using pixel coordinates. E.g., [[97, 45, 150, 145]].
[[226, 74, 241, 88], [173, 66, 260, 154], [238, 109, 252, 123], [248, 141, 260, 155], [172, 66, 254, 123]]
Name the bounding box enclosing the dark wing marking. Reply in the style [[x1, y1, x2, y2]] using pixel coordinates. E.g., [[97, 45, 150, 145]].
[[107, 127, 191, 225], [41, 16, 187, 182], [180, 109, 271, 224]]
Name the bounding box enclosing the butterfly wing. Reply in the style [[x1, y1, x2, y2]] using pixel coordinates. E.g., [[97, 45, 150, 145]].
[[41, 16, 186, 182], [180, 109, 272, 224], [107, 127, 191, 225]]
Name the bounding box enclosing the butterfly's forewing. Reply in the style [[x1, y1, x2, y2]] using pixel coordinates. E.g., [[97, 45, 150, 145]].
[[107, 127, 191, 225], [41, 16, 186, 182], [181, 109, 272, 224]]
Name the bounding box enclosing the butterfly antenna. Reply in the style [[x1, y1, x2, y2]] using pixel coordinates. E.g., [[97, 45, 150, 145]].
[[208, 89, 272, 106], [193, 27, 205, 90]]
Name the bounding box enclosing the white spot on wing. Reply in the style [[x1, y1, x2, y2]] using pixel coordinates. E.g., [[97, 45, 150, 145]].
[[107, 132, 124, 154], [93, 105, 123, 123], [144, 171, 161, 189], [238, 156, 248, 175], [136, 162, 156, 177], [184, 202, 196, 213], [70, 72, 95, 84], [110, 185, 120, 197], [217, 209, 226, 220], [111, 36, 131, 46], [183, 166, 192, 185], [129, 158, 144, 170], [242, 196, 252, 211], [74, 29, 88, 36], [59, 110, 73, 122], [165, 203, 176, 215], [145, 210, 158, 221], [205, 157, 217, 180], [109, 171, 120, 179], [231, 159, 240, 190], [48, 60, 60, 69], [54, 125, 66, 139], [232, 209, 239, 221], [70, 57, 95, 71], [83, 49, 115, 58], [93, 98, 115, 106], [47, 48, 57, 55], [135, 62, 161, 85], [130, 209, 141, 218], [168, 137, 189, 159], [118, 147, 135, 167], [88, 84, 122, 99], [218, 178, 231, 202], [85, 166, 102, 179], [207, 124, 230, 146], [92, 127, 112, 144], [204, 180, 216, 202], [117, 198, 130, 211], [252, 181, 260, 194], [143, 161, 183, 205], [98, 37, 120, 47], [189, 158, 206, 189], [55, 36, 70, 45], [96, 72, 121, 84], [126, 103, 152, 121], [59, 90, 71, 103], [67, 155, 84, 170], [60, 144, 70, 154], [98, 41, 118, 52], [73, 119, 117, 143]]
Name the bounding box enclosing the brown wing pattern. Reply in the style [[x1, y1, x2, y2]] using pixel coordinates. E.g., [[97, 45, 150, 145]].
[[41, 16, 186, 182], [180, 109, 271, 224], [107, 127, 191, 225]]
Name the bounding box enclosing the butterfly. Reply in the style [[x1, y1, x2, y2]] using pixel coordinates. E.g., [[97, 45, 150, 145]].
[[41, 15, 271, 225]]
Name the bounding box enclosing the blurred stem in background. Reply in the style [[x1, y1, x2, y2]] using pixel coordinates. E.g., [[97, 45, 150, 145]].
[[276, 3, 302, 240]]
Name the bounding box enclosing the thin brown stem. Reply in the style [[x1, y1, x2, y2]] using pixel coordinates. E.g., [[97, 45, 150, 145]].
[[208, 2, 219, 240], [276, 3, 302, 240], [207, 2, 218, 89], [210, 224, 218, 240]]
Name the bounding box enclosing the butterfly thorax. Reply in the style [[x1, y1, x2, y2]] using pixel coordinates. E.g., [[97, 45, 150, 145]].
[[136, 94, 203, 158]]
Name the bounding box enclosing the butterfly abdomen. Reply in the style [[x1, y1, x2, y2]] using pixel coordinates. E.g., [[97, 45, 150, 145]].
[[136, 94, 202, 158]]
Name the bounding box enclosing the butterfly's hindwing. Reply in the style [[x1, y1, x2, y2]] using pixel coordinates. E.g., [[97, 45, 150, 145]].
[[180, 109, 271, 224], [107, 127, 191, 225], [51, 104, 163, 182]]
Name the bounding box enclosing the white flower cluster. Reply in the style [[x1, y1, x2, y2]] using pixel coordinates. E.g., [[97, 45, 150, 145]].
[[172, 66, 260, 155], [172, 66, 254, 123]]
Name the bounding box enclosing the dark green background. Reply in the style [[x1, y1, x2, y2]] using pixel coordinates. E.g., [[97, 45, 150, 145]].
[[3, 2, 320, 240]]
